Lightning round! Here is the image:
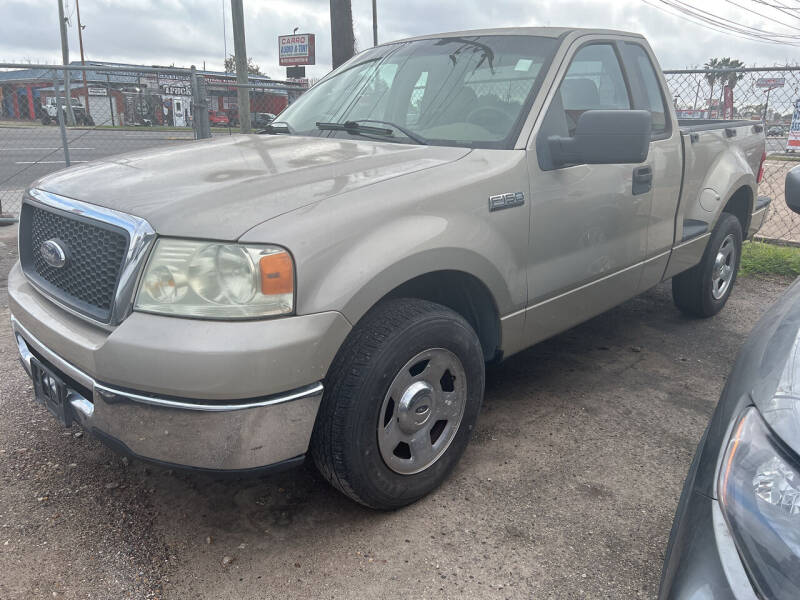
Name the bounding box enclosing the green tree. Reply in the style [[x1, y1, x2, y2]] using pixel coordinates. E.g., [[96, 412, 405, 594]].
[[704, 57, 721, 110], [704, 57, 744, 117], [224, 54, 264, 76]]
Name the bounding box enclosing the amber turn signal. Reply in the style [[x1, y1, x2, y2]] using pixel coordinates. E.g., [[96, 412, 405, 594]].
[[259, 252, 294, 295]]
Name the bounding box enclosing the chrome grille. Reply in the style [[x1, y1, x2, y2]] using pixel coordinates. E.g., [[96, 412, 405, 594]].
[[20, 200, 130, 323]]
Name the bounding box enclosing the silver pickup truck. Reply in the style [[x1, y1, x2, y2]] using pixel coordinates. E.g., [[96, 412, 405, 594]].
[[9, 27, 768, 509]]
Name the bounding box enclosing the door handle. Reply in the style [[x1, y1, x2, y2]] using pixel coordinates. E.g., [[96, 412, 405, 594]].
[[632, 165, 652, 196]]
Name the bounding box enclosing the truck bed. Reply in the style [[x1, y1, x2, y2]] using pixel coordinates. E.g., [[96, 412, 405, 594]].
[[675, 119, 765, 244], [678, 119, 763, 133]]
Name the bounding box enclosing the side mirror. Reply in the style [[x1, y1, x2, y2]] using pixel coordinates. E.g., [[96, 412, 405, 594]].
[[549, 110, 652, 167], [786, 165, 800, 215]]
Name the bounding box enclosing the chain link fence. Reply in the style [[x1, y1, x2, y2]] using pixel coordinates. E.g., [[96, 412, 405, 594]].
[[3, 62, 800, 244], [664, 67, 800, 244], [0, 62, 304, 219]]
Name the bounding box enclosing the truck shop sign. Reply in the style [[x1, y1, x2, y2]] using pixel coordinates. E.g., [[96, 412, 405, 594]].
[[756, 77, 786, 89], [161, 84, 190, 96], [279, 33, 316, 66]]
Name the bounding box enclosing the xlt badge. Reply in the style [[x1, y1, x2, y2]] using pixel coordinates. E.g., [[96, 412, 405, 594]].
[[488, 191, 525, 212]]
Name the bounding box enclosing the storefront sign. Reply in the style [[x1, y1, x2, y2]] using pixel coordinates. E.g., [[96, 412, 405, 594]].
[[279, 33, 316, 66], [756, 77, 786, 89], [161, 84, 190, 96]]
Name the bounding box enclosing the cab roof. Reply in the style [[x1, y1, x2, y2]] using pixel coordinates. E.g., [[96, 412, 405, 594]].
[[393, 27, 644, 44]]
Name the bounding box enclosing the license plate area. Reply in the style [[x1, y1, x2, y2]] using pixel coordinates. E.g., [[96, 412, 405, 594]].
[[31, 357, 73, 427]]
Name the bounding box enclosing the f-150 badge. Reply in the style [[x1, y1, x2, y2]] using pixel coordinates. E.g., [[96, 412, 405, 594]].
[[488, 191, 525, 212]]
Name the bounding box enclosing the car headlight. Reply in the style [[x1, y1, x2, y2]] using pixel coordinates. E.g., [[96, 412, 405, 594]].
[[134, 238, 294, 318], [719, 407, 800, 599]]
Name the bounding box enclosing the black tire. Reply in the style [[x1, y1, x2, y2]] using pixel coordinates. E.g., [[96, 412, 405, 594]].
[[672, 212, 743, 317], [311, 298, 485, 510], [84, 115, 95, 126], [41, 114, 51, 125]]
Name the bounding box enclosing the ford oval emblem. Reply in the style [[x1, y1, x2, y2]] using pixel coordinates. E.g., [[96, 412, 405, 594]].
[[40, 239, 67, 269]]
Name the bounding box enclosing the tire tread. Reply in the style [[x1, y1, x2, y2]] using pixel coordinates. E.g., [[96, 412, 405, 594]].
[[311, 298, 473, 508]]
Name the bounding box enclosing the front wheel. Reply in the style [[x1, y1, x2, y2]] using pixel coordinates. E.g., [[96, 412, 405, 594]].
[[672, 212, 743, 317], [311, 298, 485, 510]]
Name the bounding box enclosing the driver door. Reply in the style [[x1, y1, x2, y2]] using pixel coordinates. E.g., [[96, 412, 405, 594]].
[[523, 40, 652, 344]]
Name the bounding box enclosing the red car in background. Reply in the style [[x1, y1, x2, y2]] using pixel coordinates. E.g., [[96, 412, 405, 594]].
[[208, 110, 230, 126]]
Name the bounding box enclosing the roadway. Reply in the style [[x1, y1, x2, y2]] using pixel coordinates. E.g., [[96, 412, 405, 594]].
[[0, 125, 199, 213]]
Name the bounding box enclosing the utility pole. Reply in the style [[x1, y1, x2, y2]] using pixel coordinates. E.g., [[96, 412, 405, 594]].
[[764, 87, 773, 123], [230, 0, 251, 133], [222, 0, 228, 71], [372, 0, 378, 46], [57, 0, 76, 125], [75, 0, 90, 120], [330, 0, 355, 69]]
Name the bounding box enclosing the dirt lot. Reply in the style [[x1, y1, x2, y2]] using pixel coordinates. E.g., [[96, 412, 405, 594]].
[[0, 223, 791, 599]]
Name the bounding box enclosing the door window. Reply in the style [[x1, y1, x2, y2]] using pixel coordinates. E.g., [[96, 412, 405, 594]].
[[623, 43, 669, 136], [537, 43, 631, 169]]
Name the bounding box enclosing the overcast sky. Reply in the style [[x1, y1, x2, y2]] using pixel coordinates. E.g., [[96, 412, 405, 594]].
[[2, 0, 799, 78]]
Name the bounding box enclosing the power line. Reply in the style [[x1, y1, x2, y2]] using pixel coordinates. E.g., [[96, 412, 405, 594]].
[[642, 0, 800, 47], [749, 0, 800, 23], [724, 0, 800, 29], [664, 0, 800, 39]]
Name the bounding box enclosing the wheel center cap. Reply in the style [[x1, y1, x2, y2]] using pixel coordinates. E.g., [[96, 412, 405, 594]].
[[397, 381, 435, 433]]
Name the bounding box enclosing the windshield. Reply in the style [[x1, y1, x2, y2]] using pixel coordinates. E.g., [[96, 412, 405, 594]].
[[278, 35, 558, 148]]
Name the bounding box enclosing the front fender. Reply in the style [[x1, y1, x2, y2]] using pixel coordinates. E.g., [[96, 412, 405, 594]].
[[298, 213, 520, 325], [240, 148, 532, 328]]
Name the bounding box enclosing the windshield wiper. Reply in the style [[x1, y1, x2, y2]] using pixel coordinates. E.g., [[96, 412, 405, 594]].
[[316, 120, 428, 145], [258, 121, 293, 134]]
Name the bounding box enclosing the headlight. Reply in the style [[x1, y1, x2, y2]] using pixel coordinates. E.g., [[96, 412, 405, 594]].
[[719, 407, 800, 599], [134, 238, 294, 318]]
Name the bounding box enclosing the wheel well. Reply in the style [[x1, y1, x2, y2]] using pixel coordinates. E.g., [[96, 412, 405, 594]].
[[722, 186, 753, 236], [383, 271, 501, 362]]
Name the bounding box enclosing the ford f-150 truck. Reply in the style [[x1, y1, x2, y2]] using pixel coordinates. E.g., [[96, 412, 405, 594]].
[[9, 28, 769, 509]]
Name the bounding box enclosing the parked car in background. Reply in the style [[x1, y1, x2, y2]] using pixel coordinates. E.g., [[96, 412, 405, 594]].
[[10, 27, 768, 510], [252, 112, 277, 128], [208, 110, 229, 126], [41, 97, 94, 126], [768, 125, 785, 137], [660, 165, 800, 600]]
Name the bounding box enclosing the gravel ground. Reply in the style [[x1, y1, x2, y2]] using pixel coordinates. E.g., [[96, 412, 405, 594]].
[[0, 222, 791, 599]]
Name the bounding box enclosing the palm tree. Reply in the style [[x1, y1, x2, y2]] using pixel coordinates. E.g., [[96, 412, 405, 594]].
[[704, 57, 744, 118], [717, 57, 745, 118], [704, 58, 721, 117]]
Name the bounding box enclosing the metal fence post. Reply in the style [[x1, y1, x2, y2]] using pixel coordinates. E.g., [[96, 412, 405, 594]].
[[53, 76, 71, 167], [106, 74, 115, 127], [191, 66, 211, 139]]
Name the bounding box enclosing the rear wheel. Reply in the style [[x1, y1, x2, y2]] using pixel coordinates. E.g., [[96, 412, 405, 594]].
[[672, 212, 743, 317], [311, 298, 485, 510]]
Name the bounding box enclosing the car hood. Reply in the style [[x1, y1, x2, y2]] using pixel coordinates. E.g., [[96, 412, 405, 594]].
[[34, 134, 470, 240], [724, 277, 800, 459]]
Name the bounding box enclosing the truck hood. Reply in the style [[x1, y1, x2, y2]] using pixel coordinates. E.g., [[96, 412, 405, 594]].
[[34, 134, 470, 240]]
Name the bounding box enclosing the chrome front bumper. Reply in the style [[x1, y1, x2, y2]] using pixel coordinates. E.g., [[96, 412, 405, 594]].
[[12, 317, 323, 471]]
